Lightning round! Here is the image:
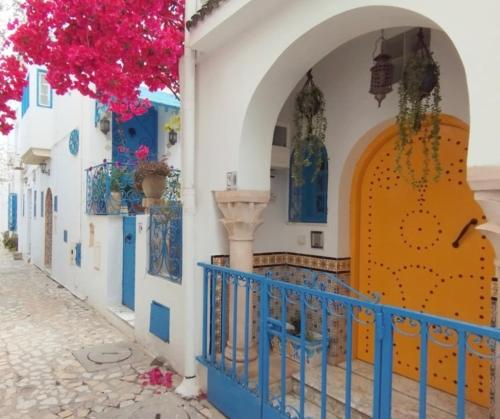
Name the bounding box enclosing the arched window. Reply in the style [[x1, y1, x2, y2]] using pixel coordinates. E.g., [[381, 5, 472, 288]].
[[289, 146, 328, 223]]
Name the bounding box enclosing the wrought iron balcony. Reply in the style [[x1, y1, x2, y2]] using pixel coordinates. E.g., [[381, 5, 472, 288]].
[[85, 162, 181, 216]]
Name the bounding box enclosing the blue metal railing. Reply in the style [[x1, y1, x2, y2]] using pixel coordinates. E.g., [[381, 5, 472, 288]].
[[85, 162, 181, 216], [197, 263, 500, 419], [149, 203, 182, 282]]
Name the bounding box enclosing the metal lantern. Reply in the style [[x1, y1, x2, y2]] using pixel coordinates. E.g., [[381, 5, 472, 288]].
[[99, 117, 111, 135], [168, 129, 178, 146], [369, 30, 394, 107], [370, 53, 394, 107]]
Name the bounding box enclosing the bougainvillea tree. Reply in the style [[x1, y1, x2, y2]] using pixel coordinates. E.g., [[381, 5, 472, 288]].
[[0, 0, 184, 134]]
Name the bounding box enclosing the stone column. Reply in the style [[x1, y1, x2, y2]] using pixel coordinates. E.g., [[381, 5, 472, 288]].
[[214, 190, 270, 362], [468, 166, 500, 418]]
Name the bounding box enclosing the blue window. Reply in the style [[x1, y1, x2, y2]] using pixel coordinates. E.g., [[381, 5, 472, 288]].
[[289, 145, 328, 223], [75, 243, 81, 267], [149, 301, 170, 342], [34, 191, 37, 218], [41, 191, 44, 217], [21, 76, 30, 116], [63, 230, 68, 242], [36, 70, 52, 108], [54, 195, 58, 212], [8, 193, 17, 232]]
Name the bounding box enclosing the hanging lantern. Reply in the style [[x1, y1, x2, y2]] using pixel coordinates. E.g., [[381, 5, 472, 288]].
[[369, 30, 394, 107]]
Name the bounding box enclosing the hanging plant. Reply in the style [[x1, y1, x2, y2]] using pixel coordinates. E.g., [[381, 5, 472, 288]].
[[291, 70, 327, 185], [396, 29, 442, 188]]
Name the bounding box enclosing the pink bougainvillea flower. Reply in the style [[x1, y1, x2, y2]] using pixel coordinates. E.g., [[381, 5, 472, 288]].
[[0, 0, 185, 134], [135, 144, 150, 161]]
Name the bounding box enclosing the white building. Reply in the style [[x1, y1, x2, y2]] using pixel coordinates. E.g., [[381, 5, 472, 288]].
[[8, 64, 182, 374]]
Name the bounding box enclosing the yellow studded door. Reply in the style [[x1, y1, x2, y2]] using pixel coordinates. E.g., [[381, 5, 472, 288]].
[[351, 116, 494, 407]]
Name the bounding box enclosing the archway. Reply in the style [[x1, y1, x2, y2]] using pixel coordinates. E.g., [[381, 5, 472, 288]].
[[44, 188, 53, 268], [350, 115, 494, 406]]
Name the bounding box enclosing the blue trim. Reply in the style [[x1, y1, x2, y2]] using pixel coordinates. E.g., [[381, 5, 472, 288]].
[[36, 69, 53, 108], [8, 193, 17, 231], [21, 76, 29, 116], [139, 87, 180, 109], [75, 243, 81, 267], [288, 145, 328, 223], [149, 301, 170, 342]]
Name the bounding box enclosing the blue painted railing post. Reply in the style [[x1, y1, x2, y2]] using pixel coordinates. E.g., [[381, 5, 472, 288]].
[[201, 267, 209, 361], [379, 309, 394, 419], [259, 279, 270, 408], [372, 309, 384, 419]]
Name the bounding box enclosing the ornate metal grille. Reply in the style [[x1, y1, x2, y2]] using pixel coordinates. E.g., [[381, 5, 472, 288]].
[[149, 203, 183, 282]]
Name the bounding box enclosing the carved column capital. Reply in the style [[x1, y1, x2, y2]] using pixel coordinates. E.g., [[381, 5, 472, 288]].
[[214, 190, 270, 241]]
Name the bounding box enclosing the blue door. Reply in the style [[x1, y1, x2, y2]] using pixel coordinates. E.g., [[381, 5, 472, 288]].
[[112, 107, 158, 163], [122, 216, 136, 310]]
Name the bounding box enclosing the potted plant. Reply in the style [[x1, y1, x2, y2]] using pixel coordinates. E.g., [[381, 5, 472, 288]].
[[396, 29, 442, 188], [134, 145, 171, 207], [107, 164, 124, 214]]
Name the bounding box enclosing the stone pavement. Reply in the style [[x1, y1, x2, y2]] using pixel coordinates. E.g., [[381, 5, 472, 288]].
[[0, 246, 222, 419]]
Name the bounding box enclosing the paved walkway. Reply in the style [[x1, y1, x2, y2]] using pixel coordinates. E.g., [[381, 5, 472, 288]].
[[0, 247, 218, 419]]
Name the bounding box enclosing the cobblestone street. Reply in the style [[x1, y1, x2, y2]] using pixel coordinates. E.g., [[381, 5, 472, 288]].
[[0, 247, 218, 419]]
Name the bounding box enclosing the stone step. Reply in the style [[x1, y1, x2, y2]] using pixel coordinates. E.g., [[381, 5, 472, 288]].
[[291, 360, 490, 419], [280, 394, 342, 419]]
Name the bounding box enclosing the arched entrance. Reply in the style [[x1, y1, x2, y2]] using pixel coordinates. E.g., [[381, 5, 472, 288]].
[[44, 188, 53, 268], [350, 115, 494, 406]]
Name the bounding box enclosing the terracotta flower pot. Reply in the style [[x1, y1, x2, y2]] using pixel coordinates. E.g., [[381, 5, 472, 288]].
[[142, 174, 166, 199], [107, 191, 122, 214]]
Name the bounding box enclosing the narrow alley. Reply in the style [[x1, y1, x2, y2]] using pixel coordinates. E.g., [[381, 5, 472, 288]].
[[0, 247, 217, 419]]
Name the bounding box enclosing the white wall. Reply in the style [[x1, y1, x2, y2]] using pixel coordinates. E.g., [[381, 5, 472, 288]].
[[254, 28, 468, 257]]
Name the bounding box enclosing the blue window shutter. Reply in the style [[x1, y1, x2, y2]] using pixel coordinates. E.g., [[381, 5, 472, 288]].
[[288, 145, 328, 223], [21, 76, 30, 116], [34, 191, 37, 218], [75, 243, 81, 267], [41, 191, 44, 217], [8, 193, 17, 231], [63, 230, 68, 242], [149, 301, 170, 342], [54, 195, 58, 212], [36, 69, 52, 108]]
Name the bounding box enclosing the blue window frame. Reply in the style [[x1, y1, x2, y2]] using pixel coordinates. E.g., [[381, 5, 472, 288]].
[[54, 195, 58, 212], [21, 76, 30, 116], [288, 145, 328, 223], [41, 191, 44, 217], [75, 243, 81, 267], [33, 191, 37, 218], [36, 69, 52, 108], [8, 193, 17, 232]]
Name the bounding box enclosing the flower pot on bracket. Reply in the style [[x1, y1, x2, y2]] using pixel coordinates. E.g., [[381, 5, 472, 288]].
[[142, 174, 166, 209], [107, 191, 122, 214]]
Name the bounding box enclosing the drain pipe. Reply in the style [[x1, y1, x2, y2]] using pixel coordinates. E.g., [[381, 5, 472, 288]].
[[175, 0, 200, 398]]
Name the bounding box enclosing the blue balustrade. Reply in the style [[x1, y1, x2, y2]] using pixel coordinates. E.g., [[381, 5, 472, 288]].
[[85, 162, 180, 216], [197, 263, 500, 419], [148, 203, 182, 282]]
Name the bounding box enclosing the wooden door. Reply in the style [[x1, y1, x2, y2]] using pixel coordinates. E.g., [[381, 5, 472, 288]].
[[351, 116, 494, 406]]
